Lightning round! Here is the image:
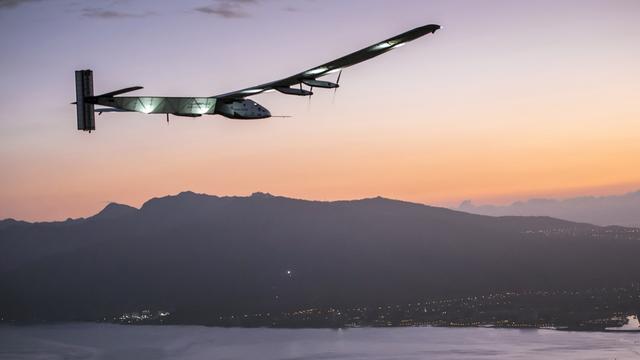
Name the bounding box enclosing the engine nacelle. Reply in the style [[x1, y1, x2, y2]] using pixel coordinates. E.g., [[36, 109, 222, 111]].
[[302, 79, 339, 89], [275, 87, 313, 96], [215, 99, 271, 119]]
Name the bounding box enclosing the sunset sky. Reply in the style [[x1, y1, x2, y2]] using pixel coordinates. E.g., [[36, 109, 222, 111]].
[[1, 0, 639, 221]]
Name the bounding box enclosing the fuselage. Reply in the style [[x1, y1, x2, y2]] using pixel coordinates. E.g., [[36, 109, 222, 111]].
[[89, 96, 271, 119]]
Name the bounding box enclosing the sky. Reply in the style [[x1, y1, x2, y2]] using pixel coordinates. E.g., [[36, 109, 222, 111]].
[[1, 0, 639, 221]]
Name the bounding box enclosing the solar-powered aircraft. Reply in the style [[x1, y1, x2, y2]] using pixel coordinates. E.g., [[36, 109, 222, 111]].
[[74, 24, 441, 132]]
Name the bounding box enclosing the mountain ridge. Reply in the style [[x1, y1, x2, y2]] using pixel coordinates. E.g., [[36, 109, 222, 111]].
[[2, 191, 639, 322], [6, 190, 638, 228], [459, 190, 640, 227]]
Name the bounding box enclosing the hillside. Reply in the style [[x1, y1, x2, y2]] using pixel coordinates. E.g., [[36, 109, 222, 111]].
[[1, 192, 639, 322]]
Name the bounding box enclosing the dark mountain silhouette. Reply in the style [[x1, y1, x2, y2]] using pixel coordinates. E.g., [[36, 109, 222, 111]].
[[1, 191, 640, 322], [459, 190, 640, 227], [93, 202, 138, 220]]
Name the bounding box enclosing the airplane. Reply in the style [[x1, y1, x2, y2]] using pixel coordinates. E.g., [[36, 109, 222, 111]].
[[74, 24, 441, 132]]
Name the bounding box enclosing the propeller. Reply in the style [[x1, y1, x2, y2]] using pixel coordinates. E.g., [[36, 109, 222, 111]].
[[307, 85, 314, 110], [332, 69, 343, 104]]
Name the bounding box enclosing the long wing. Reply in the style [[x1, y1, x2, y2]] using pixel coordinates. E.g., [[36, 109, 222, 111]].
[[212, 24, 441, 100]]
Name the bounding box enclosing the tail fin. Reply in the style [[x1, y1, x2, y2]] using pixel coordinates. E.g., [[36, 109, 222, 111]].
[[75, 70, 95, 132]]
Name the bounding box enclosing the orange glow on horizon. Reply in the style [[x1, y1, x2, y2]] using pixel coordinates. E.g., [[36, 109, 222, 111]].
[[1, 1, 640, 221]]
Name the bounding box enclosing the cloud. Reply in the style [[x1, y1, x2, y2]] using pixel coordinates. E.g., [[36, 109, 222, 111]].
[[0, 0, 152, 18], [195, 0, 259, 19], [81, 7, 154, 19], [194, 5, 247, 18], [0, 0, 39, 9]]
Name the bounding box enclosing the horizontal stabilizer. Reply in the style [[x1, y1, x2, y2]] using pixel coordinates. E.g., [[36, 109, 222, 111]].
[[95, 108, 132, 115], [96, 86, 144, 98]]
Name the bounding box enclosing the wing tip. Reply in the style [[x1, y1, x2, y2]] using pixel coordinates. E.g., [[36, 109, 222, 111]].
[[421, 24, 442, 33]]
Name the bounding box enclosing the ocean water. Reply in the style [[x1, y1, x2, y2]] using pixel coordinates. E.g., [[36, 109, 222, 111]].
[[1, 324, 639, 360]]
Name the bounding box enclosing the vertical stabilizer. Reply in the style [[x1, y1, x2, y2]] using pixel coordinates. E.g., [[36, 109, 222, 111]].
[[75, 70, 95, 132]]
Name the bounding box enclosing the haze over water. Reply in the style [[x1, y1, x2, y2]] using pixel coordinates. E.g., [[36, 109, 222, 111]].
[[1, 324, 639, 360]]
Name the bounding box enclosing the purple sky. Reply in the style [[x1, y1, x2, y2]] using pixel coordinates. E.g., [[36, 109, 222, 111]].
[[1, 0, 640, 220]]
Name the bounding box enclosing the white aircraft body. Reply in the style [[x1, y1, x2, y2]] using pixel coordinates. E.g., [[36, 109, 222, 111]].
[[74, 24, 441, 132]]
